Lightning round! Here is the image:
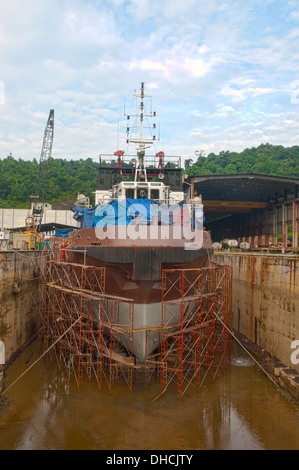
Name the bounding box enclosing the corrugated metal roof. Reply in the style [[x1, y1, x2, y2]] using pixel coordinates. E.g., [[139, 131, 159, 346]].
[[189, 173, 299, 203], [188, 173, 299, 223]]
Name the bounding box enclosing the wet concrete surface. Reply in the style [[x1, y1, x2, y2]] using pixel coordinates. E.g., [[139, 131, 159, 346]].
[[0, 340, 298, 450]]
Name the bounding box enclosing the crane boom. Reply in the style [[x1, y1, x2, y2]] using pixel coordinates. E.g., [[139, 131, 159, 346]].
[[38, 109, 54, 203], [30, 109, 55, 231]]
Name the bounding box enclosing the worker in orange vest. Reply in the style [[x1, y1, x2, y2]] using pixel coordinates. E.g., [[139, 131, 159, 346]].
[[61, 239, 68, 261]]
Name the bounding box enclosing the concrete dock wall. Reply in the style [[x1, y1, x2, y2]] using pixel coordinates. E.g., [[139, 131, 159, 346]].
[[0, 251, 40, 375], [1, 249, 298, 399], [213, 253, 299, 373]]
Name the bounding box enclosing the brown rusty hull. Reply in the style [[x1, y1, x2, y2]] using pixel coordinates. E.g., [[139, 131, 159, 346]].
[[71, 252, 211, 304], [68, 228, 213, 304]]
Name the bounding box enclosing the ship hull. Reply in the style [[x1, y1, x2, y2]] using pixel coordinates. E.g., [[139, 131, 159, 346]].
[[68, 227, 213, 362], [103, 299, 180, 363]]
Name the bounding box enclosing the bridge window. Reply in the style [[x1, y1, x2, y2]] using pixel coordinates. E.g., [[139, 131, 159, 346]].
[[125, 189, 135, 198], [150, 189, 160, 200]]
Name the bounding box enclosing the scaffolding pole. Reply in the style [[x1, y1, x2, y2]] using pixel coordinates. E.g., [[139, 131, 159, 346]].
[[158, 265, 232, 401], [38, 241, 139, 393]]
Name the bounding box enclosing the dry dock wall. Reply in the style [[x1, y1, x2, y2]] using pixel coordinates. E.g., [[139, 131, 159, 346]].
[[1, 250, 298, 398], [0, 251, 39, 386], [213, 253, 299, 374]]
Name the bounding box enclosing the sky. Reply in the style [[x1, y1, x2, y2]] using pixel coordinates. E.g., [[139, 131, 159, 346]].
[[0, 0, 299, 164]]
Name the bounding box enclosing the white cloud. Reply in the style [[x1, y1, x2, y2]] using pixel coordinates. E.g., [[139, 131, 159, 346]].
[[0, 0, 298, 162], [185, 57, 215, 78], [129, 42, 220, 84], [251, 88, 275, 96], [63, 5, 118, 45], [216, 105, 237, 119], [130, 59, 167, 73], [220, 86, 246, 103]]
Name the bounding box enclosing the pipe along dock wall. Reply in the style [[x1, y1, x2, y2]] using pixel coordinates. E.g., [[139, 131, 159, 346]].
[[0, 251, 298, 399]]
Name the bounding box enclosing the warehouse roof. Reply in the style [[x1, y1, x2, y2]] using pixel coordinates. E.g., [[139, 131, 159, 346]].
[[187, 173, 299, 222], [12, 222, 78, 233]]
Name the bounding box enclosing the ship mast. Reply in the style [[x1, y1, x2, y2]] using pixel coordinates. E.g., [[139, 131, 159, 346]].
[[125, 82, 157, 182]]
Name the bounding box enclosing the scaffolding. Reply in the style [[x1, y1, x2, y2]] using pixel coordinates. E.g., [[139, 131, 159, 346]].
[[38, 244, 232, 399], [156, 265, 233, 400], [38, 244, 136, 393]]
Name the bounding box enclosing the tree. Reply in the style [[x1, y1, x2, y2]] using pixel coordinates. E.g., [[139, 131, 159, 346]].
[[184, 158, 193, 169], [1, 145, 299, 209], [185, 144, 299, 178]]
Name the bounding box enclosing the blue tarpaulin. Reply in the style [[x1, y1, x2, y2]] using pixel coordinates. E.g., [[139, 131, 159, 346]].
[[55, 228, 74, 238], [126, 199, 151, 224], [95, 199, 155, 226], [73, 199, 202, 229], [95, 200, 132, 227], [73, 205, 98, 229], [94, 199, 192, 227]]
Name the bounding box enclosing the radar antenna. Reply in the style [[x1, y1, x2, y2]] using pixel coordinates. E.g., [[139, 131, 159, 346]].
[[125, 82, 158, 181]]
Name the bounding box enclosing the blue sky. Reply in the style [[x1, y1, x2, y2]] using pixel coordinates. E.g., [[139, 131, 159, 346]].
[[0, 0, 298, 164]]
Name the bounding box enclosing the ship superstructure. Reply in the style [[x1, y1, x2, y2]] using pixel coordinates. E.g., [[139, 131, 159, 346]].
[[68, 83, 213, 362], [94, 82, 185, 207]]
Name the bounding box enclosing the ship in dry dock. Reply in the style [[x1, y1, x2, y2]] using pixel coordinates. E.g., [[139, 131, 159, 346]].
[[68, 83, 213, 362]]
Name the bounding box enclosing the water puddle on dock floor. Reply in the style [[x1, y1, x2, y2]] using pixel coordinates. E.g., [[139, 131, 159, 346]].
[[0, 340, 298, 450]]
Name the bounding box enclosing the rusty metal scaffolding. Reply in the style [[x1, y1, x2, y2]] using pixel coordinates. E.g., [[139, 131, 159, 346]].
[[102, 297, 135, 391], [38, 244, 232, 399], [155, 265, 233, 400], [38, 245, 136, 393]]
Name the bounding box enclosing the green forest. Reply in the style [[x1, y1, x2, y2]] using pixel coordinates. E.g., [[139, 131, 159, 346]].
[[0, 154, 99, 209], [1, 143, 299, 209], [184, 143, 299, 176]]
